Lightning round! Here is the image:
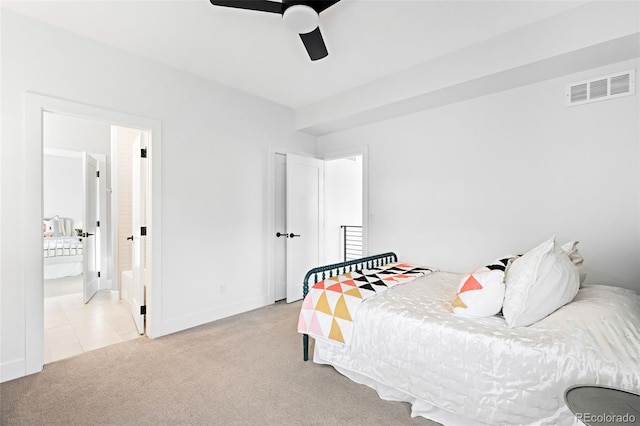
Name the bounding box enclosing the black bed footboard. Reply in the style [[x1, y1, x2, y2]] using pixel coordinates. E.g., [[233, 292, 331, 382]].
[[301, 252, 398, 361]]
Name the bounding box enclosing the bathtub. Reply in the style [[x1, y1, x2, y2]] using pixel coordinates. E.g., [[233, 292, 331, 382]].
[[121, 269, 146, 303]]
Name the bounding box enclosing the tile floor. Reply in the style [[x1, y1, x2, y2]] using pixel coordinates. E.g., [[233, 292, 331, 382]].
[[44, 287, 142, 364]]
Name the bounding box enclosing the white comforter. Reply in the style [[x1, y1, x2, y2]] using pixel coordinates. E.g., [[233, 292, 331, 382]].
[[313, 271, 640, 425]]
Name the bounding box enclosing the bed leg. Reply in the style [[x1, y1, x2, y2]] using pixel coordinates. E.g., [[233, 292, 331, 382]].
[[303, 334, 309, 361]]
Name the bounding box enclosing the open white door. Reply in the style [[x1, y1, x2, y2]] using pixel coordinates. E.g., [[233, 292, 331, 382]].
[[131, 134, 146, 334], [274, 153, 287, 301], [82, 152, 99, 303], [285, 154, 324, 303]]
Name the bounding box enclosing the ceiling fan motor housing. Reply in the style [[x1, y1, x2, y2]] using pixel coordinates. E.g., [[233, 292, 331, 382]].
[[282, 4, 319, 34]]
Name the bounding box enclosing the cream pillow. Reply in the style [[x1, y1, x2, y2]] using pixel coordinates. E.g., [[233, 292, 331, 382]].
[[503, 236, 579, 327], [561, 241, 586, 286]]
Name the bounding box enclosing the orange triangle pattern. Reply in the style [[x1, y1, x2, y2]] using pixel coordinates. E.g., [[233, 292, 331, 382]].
[[459, 275, 483, 293], [326, 283, 344, 293]]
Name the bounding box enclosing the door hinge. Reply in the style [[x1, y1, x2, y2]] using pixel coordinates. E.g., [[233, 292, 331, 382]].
[[96, 220, 100, 227], [140, 305, 146, 315], [141, 226, 147, 236], [98, 271, 101, 278], [96, 171, 100, 178], [141, 148, 147, 158]]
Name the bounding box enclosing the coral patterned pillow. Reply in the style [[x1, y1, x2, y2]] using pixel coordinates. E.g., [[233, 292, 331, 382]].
[[452, 256, 516, 319]]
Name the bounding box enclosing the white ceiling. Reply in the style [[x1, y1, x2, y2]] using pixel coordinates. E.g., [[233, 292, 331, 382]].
[[2, 0, 588, 109]]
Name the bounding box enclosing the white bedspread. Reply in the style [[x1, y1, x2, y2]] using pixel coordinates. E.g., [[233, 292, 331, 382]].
[[313, 271, 640, 425]]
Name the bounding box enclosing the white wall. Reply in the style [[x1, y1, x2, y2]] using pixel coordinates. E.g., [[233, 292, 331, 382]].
[[44, 112, 111, 155], [0, 10, 315, 381], [324, 157, 362, 263], [319, 59, 640, 291], [43, 155, 82, 224]]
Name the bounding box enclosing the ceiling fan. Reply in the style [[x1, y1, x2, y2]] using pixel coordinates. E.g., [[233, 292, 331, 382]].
[[209, 0, 341, 61]]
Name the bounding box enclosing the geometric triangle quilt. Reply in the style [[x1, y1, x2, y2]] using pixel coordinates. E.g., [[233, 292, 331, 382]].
[[297, 262, 435, 346]]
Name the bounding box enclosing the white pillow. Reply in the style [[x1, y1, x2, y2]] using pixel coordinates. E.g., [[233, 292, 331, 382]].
[[503, 236, 579, 327], [452, 256, 518, 319], [561, 241, 586, 285], [58, 217, 67, 236], [452, 269, 505, 318]]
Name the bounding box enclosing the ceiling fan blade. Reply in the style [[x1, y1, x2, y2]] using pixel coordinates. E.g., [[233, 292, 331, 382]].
[[209, 0, 283, 14], [299, 27, 328, 61], [305, 0, 341, 14]]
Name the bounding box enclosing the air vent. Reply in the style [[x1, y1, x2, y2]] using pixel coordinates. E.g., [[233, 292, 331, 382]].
[[566, 69, 635, 106], [570, 83, 587, 103]]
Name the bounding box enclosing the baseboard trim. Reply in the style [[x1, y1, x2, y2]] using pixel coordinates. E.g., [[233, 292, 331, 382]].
[[160, 295, 272, 337], [102, 278, 113, 292], [1, 358, 26, 383]]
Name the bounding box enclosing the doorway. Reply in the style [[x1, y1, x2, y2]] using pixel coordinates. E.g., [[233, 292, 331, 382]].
[[269, 147, 367, 304], [324, 155, 363, 264], [42, 114, 141, 363], [24, 93, 163, 376]]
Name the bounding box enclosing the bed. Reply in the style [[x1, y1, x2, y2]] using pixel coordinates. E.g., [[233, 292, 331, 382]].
[[297, 244, 640, 425], [43, 216, 83, 279]]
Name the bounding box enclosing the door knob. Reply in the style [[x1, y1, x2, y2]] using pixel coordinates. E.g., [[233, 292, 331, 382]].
[[276, 232, 288, 238], [84, 232, 95, 237], [127, 235, 134, 241], [289, 233, 301, 238]]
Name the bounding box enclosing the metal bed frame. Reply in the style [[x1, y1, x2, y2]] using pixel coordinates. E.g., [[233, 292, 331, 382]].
[[301, 252, 398, 361]]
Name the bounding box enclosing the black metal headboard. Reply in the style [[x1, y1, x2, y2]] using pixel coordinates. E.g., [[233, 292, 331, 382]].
[[301, 252, 398, 361]]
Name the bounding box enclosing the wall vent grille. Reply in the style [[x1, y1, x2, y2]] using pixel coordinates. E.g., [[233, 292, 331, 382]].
[[566, 69, 635, 106]]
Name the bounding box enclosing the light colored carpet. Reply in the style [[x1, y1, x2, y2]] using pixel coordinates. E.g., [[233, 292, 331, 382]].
[[1, 300, 440, 426]]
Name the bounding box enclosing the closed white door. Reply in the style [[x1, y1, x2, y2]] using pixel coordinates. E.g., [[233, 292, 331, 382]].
[[130, 134, 146, 335], [82, 152, 99, 303], [286, 154, 324, 303]]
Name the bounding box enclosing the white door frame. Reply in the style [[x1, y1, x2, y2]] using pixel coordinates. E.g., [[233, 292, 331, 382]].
[[266, 146, 369, 303], [24, 93, 163, 376]]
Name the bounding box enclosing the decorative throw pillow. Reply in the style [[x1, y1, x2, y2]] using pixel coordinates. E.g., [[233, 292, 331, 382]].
[[452, 256, 517, 319], [561, 241, 586, 286], [43, 216, 61, 237], [503, 236, 580, 327], [452, 270, 505, 318]]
